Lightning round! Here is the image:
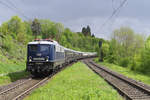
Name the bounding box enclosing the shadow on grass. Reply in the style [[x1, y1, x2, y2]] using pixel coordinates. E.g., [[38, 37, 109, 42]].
[[7, 70, 30, 82]]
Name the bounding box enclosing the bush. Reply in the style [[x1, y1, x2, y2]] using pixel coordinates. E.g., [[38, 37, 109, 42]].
[[119, 57, 130, 67], [2, 35, 13, 52]]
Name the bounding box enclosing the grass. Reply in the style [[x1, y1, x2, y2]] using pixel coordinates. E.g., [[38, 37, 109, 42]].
[[0, 60, 29, 86], [0, 52, 29, 85], [0, 62, 25, 74], [0, 48, 30, 85], [0, 49, 26, 74], [0, 62, 29, 86], [0, 70, 29, 85], [25, 62, 122, 100], [94, 58, 150, 85]]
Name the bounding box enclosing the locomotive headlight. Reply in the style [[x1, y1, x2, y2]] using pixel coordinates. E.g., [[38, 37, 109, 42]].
[[46, 56, 49, 61], [29, 56, 32, 62]]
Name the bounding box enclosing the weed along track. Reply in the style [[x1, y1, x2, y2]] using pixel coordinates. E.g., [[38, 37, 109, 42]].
[[84, 59, 150, 100]]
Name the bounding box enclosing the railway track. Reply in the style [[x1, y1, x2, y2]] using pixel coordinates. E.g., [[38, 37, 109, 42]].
[[0, 62, 75, 100], [84, 59, 150, 100], [0, 75, 53, 100]]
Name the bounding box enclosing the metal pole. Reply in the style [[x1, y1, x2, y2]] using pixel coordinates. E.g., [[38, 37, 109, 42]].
[[99, 41, 103, 62]]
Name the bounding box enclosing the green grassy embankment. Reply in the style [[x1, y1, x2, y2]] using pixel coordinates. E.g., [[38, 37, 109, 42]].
[[0, 61, 29, 85], [25, 62, 122, 100], [0, 63, 29, 85], [0, 49, 29, 85], [94, 58, 150, 85]]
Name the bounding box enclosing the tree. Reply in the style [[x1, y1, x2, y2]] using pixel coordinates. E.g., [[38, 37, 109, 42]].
[[24, 21, 33, 35], [55, 23, 64, 42], [82, 27, 86, 36], [40, 20, 54, 39], [31, 18, 41, 39], [137, 36, 150, 72], [7, 16, 24, 35], [2, 16, 27, 43], [92, 34, 95, 37], [0, 32, 3, 46], [81, 25, 91, 36], [105, 27, 144, 67], [86, 25, 91, 36]]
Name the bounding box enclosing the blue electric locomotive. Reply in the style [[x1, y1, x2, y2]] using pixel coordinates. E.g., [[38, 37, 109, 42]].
[[26, 39, 97, 76], [26, 39, 65, 76]]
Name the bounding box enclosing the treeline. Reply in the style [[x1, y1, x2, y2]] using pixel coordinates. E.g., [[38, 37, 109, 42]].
[[1, 16, 149, 74], [0, 16, 102, 63], [101, 27, 150, 73]]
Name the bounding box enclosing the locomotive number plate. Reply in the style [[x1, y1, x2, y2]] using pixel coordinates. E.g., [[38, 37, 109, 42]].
[[33, 58, 45, 61]]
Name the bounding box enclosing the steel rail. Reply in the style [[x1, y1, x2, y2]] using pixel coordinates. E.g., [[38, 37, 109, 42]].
[[84, 60, 150, 100], [0, 78, 32, 95]]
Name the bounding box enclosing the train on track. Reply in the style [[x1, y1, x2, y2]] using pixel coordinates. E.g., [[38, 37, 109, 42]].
[[26, 39, 97, 76]]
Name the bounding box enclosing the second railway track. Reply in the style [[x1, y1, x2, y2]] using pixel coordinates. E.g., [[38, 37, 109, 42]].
[[84, 59, 150, 100]]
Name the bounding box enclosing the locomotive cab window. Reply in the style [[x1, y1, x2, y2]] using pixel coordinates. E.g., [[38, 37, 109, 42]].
[[28, 45, 38, 52], [40, 45, 50, 52]]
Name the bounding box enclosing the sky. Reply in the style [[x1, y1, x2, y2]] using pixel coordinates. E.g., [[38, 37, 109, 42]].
[[0, 0, 149, 39]]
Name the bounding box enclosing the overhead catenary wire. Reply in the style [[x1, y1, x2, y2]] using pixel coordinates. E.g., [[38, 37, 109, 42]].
[[5, 0, 28, 17], [107, 0, 126, 31], [112, 0, 115, 11], [0, 0, 30, 20], [5, 0, 18, 9], [100, 0, 127, 29], [5, 0, 29, 20]]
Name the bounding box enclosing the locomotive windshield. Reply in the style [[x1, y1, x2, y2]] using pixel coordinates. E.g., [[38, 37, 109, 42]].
[[40, 45, 49, 52], [28, 44, 50, 52], [29, 45, 38, 52]]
